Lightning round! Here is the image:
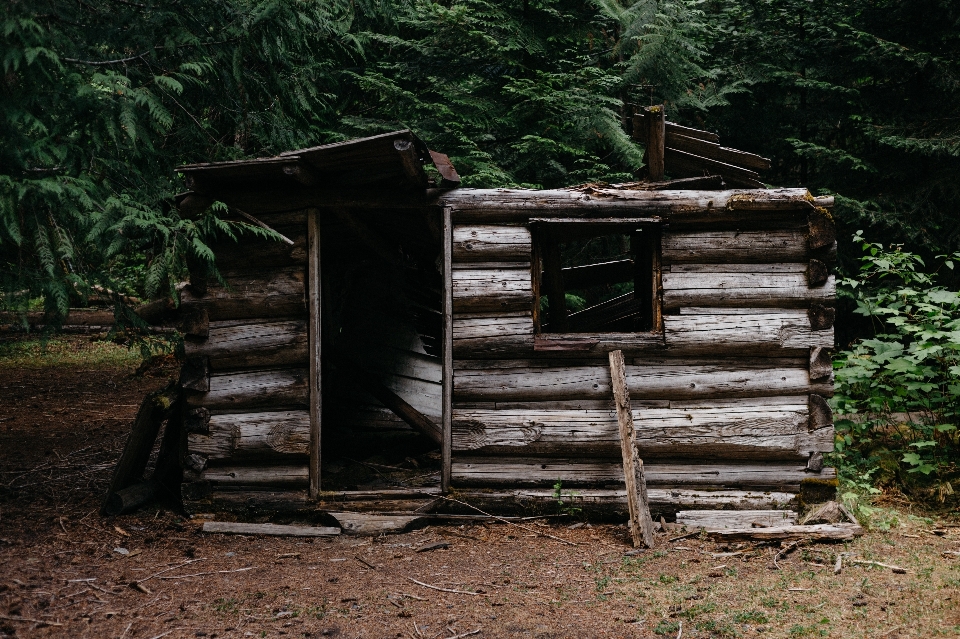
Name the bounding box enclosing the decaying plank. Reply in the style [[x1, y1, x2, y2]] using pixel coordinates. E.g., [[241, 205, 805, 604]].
[[676, 510, 798, 530], [442, 206, 455, 490], [328, 512, 426, 535], [661, 229, 808, 264], [452, 225, 532, 262], [201, 465, 310, 487], [186, 368, 309, 411], [203, 522, 340, 537], [184, 320, 308, 371], [664, 147, 764, 189], [453, 361, 831, 402], [187, 410, 310, 461], [664, 131, 772, 173], [704, 523, 864, 542], [450, 458, 835, 489], [308, 208, 322, 498], [609, 350, 655, 548], [179, 267, 307, 321]]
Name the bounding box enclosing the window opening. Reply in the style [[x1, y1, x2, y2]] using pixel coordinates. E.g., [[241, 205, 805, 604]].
[[536, 223, 660, 333]]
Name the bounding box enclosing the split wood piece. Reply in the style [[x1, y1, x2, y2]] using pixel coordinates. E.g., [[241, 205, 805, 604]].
[[202, 522, 340, 537], [609, 350, 655, 548], [644, 105, 666, 181], [327, 512, 426, 536], [186, 368, 309, 411], [800, 501, 859, 526], [337, 357, 442, 445], [442, 206, 454, 491], [101, 384, 179, 515], [201, 465, 310, 488], [806, 452, 824, 472], [675, 510, 798, 530], [704, 523, 864, 542], [184, 320, 309, 371], [179, 355, 210, 392], [308, 208, 322, 498], [662, 229, 808, 264], [187, 410, 310, 461], [808, 394, 833, 432]]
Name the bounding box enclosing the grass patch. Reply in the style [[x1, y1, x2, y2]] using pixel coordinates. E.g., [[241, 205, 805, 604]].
[[0, 337, 140, 369]]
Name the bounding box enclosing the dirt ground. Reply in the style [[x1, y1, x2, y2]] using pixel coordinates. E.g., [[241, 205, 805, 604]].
[[1, 335, 959, 639]]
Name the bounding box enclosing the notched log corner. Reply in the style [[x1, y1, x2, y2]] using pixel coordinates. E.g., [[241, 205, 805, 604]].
[[806, 452, 825, 473], [180, 307, 210, 339], [180, 355, 210, 392], [809, 346, 833, 381], [806, 259, 829, 287], [184, 407, 211, 434], [808, 394, 833, 432], [808, 303, 836, 331], [807, 209, 836, 251]]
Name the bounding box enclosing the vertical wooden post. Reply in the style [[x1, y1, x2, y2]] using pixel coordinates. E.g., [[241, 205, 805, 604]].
[[608, 349, 655, 548], [441, 206, 454, 492], [541, 227, 568, 332], [307, 208, 322, 498], [645, 105, 666, 181]]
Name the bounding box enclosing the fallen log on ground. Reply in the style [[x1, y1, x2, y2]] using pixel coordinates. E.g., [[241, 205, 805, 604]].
[[202, 522, 340, 537], [703, 522, 864, 542]]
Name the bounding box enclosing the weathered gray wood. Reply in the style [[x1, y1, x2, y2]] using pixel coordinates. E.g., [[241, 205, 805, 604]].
[[451, 398, 833, 459], [453, 312, 533, 341], [328, 512, 426, 535], [664, 132, 772, 172], [609, 350, 654, 547], [203, 522, 340, 537], [188, 411, 310, 461], [704, 523, 864, 542], [676, 510, 798, 529], [348, 364, 443, 444], [808, 304, 836, 331], [807, 259, 829, 286], [662, 230, 807, 264], [452, 225, 532, 262], [455, 487, 797, 511], [179, 267, 307, 321], [665, 310, 834, 355], [184, 320, 308, 371], [453, 361, 831, 402], [809, 347, 833, 381], [452, 266, 534, 313], [645, 105, 666, 181], [186, 368, 309, 410], [442, 206, 454, 491], [202, 464, 310, 487], [662, 270, 836, 310], [308, 208, 322, 497], [438, 188, 816, 224], [451, 458, 833, 489]]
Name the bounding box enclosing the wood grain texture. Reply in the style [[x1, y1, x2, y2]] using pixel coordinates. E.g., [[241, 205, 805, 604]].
[[662, 230, 807, 264], [662, 268, 836, 310], [184, 320, 308, 371], [188, 410, 310, 461], [455, 487, 798, 511], [201, 465, 309, 487], [186, 368, 309, 411], [450, 458, 835, 489], [452, 397, 833, 459], [452, 266, 533, 313], [452, 225, 532, 262], [664, 310, 834, 355], [676, 510, 798, 529]]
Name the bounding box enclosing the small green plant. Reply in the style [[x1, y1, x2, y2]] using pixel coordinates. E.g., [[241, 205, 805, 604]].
[[654, 620, 680, 635], [733, 610, 768, 624], [552, 480, 583, 517], [212, 597, 239, 614], [658, 574, 678, 584]]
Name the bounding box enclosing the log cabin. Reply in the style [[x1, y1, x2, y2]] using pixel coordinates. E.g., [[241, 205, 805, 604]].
[[167, 127, 837, 521]]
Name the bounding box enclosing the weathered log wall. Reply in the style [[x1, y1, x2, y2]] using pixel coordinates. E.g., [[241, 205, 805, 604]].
[[444, 189, 836, 506]]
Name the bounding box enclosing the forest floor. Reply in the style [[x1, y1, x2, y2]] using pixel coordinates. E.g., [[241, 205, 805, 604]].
[[1, 334, 959, 639]]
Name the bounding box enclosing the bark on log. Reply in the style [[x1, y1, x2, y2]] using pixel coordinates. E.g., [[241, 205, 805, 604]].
[[452, 266, 534, 313], [450, 458, 835, 489], [453, 361, 831, 402], [203, 522, 340, 537], [609, 350, 655, 547], [188, 410, 310, 461], [676, 510, 798, 529], [184, 320, 308, 371], [179, 267, 307, 321], [186, 368, 309, 411], [704, 523, 864, 542], [452, 225, 532, 262], [101, 384, 179, 514], [451, 397, 832, 460], [661, 230, 808, 264]]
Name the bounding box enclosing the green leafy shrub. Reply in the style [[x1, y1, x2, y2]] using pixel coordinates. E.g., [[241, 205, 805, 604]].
[[832, 232, 960, 502]]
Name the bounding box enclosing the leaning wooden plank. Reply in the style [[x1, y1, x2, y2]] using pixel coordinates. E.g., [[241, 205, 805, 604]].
[[453, 361, 831, 402], [704, 523, 864, 542], [179, 267, 307, 321], [676, 510, 798, 529], [186, 368, 309, 411], [664, 148, 764, 185], [662, 230, 808, 264], [184, 320, 308, 371], [665, 132, 772, 172], [203, 522, 340, 537], [308, 207, 322, 498], [665, 311, 834, 355], [452, 225, 532, 262], [452, 399, 829, 460], [452, 266, 533, 313], [662, 272, 836, 310], [632, 111, 721, 144], [201, 465, 309, 487], [450, 458, 835, 489], [609, 350, 654, 548], [188, 411, 310, 461]]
